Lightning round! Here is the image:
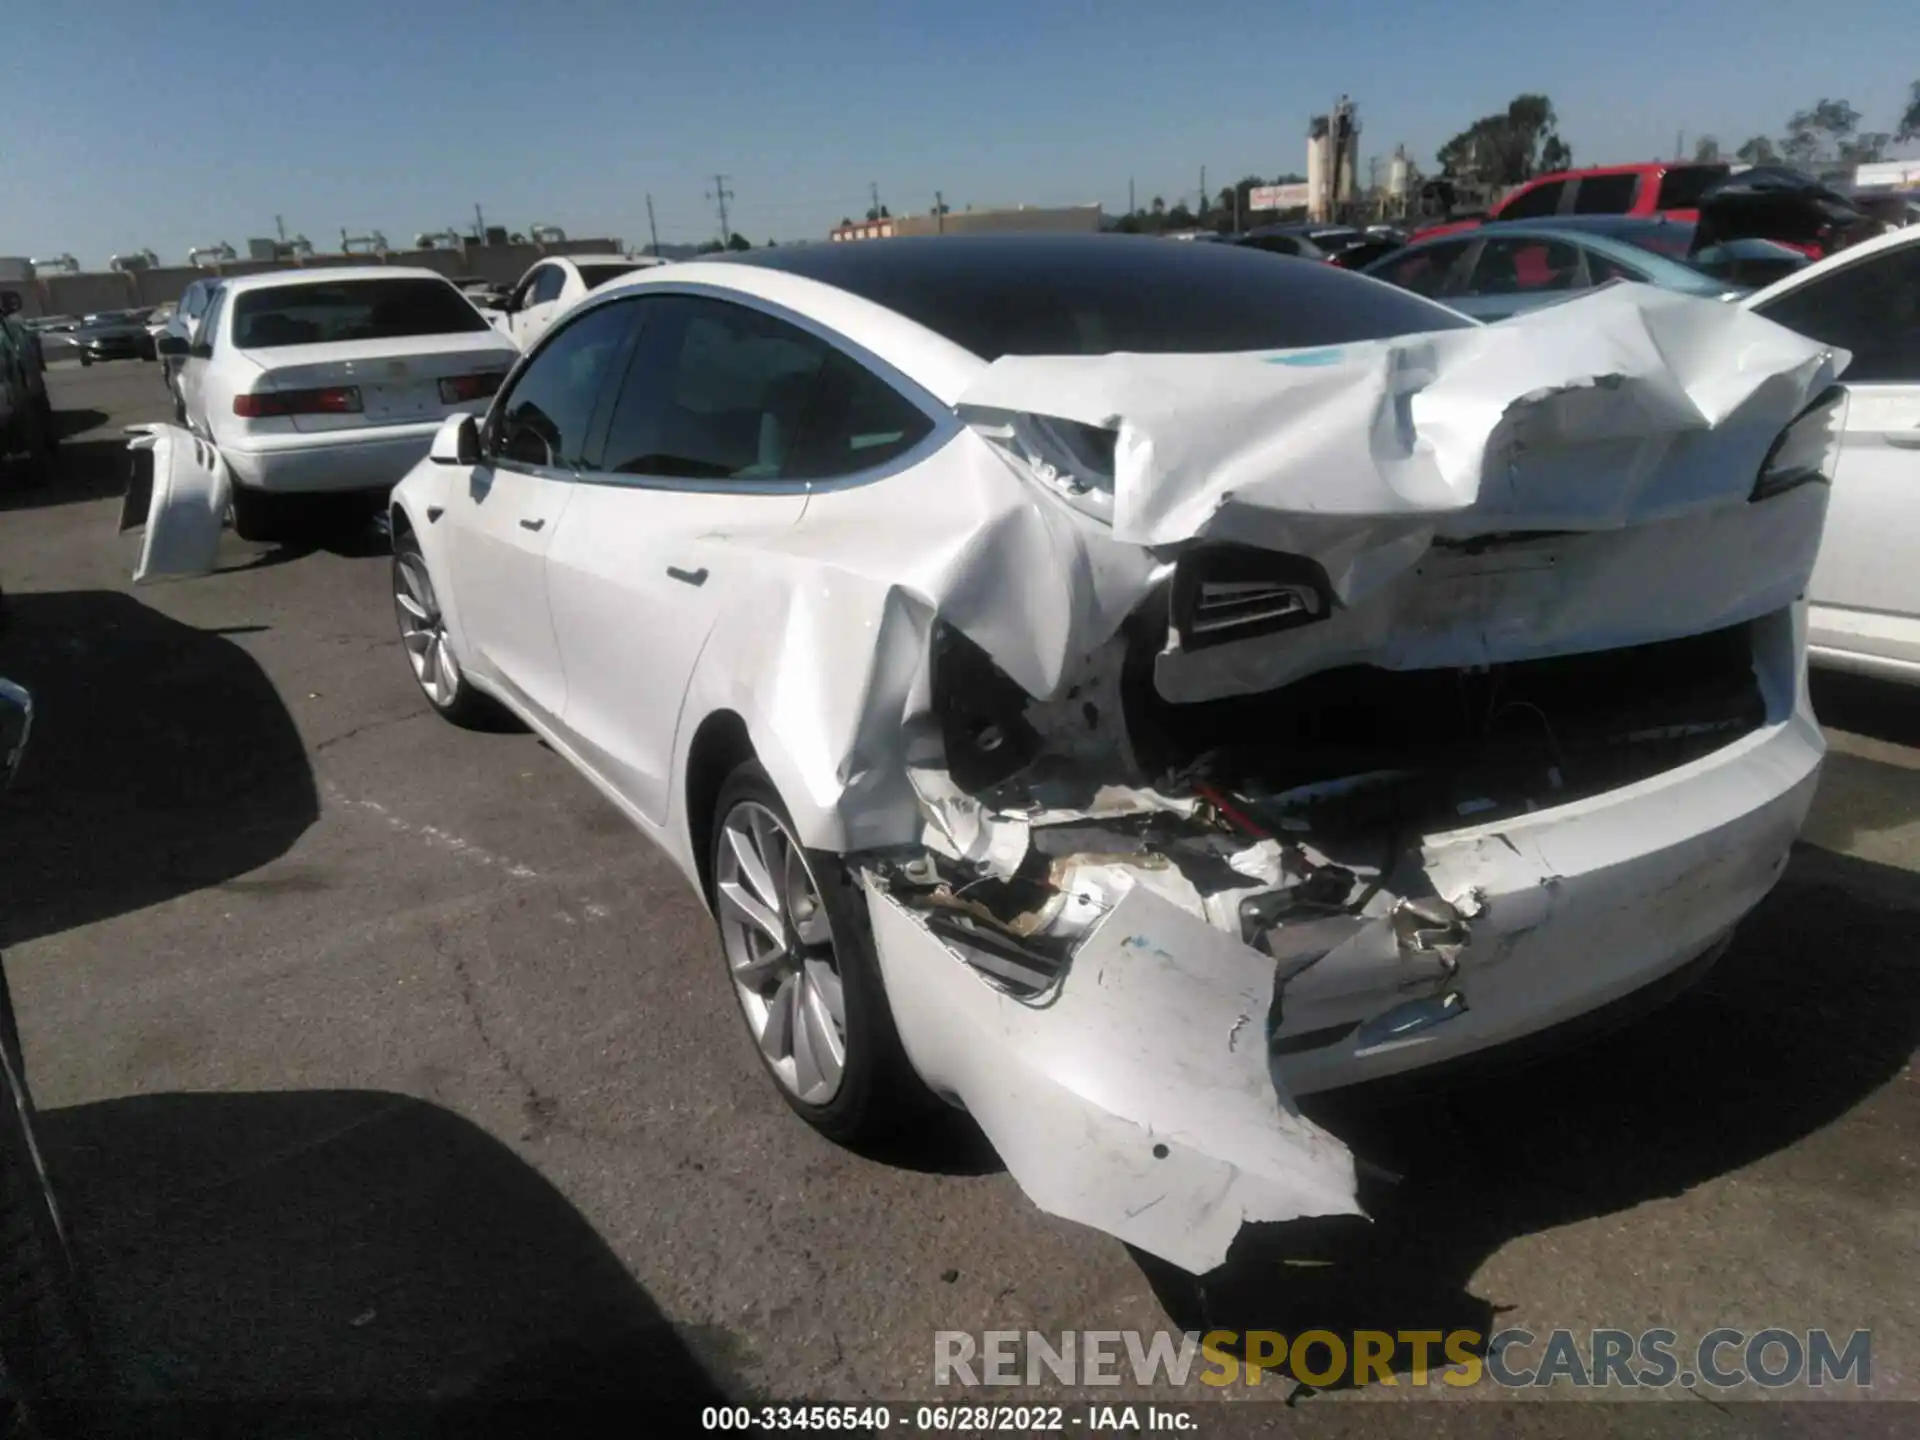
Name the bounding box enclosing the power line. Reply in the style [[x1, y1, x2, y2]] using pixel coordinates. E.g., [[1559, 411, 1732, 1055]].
[[706, 173, 735, 243]]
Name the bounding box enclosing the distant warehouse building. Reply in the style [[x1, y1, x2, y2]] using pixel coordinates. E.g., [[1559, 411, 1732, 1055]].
[[830, 203, 1103, 242]]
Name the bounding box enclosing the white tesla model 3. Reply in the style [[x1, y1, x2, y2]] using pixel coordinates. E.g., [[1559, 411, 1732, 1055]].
[[387, 235, 1842, 1271]]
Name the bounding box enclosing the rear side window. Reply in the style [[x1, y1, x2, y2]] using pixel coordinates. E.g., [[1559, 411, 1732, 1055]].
[[1572, 174, 1638, 214], [593, 296, 829, 480], [231, 278, 489, 348], [1757, 245, 1920, 384], [786, 351, 935, 479], [1470, 237, 1584, 294], [1656, 165, 1729, 211], [1499, 180, 1567, 220], [491, 300, 636, 469]]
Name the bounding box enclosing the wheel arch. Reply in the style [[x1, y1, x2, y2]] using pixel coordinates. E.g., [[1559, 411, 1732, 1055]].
[[684, 709, 757, 906]]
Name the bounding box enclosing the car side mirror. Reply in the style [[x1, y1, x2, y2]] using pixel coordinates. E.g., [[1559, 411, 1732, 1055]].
[[155, 333, 189, 357], [0, 678, 32, 791], [0, 291, 20, 316], [430, 412, 480, 466]]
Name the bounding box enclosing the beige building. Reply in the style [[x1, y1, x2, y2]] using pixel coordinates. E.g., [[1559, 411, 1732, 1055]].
[[830, 204, 1102, 242]]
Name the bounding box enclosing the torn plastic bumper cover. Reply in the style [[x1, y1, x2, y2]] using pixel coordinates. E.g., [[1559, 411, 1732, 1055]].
[[119, 423, 230, 583]]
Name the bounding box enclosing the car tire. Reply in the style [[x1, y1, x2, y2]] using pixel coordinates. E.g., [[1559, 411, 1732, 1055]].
[[0, 966, 96, 1438], [391, 530, 511, 730], [77, 354, 90, 368], [708, 761, 934, 1148]]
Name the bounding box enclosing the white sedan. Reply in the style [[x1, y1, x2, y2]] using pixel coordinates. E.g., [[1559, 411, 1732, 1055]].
[[488, 254, 667, 350], [156, 266, 517, 541], [382, 236, 1840, 1272], [1739, 224, 1920, 682]]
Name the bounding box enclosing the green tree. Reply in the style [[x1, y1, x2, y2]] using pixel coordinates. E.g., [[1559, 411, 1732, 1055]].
[[1165, 202, 1196, 229], [1899, 80, 1920, 143], [1437, 94, 1570, 184], [1735, 135, 1777, 165], [1694, 135, 1722, 163], [1781, 98, 1859, 165], [697, 239, 725, 254], [726, 232, 751, 251]]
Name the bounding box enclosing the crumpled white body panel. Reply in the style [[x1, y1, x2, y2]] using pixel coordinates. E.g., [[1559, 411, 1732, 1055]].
[[675, 285, 1842, 857], [121, 423, 230, 583], [868, 881, 1362, 1274]]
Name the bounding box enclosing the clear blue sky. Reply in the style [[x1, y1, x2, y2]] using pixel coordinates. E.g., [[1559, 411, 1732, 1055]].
[[5, 0, 1914, 264]]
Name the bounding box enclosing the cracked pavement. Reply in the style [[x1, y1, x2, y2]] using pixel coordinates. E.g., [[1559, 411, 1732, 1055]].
[[0, 364, 1915, 1430]]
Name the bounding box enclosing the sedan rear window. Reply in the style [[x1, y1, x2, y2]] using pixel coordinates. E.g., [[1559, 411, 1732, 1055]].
[[575, 262, 647, 289], [231, 278, 489, 349]]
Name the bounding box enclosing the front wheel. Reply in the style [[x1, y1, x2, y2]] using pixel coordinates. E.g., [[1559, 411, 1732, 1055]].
[[392, 530, 511, 730], [709, 762, 934, 1146]]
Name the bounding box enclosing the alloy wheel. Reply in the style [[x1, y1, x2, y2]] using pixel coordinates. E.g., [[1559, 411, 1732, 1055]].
[[394, 551, 461, 707], [716, 801, 849, 1104]]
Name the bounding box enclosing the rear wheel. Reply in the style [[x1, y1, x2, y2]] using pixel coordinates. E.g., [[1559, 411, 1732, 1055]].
[[392, 529, 509, 730], [229, 485, 299, 543], [709, 762, 932, 1146]]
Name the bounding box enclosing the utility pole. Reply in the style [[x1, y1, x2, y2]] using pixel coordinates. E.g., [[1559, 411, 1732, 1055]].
[[935, 190, 945, 234], [645, 194, 662, 255], [707, 174, 734, 244], [870, 180, 883, 220], [275, 214, 287, 244], [1675, 130, 1684, 161], [474, 202, 486, 240], [1128, 176, 1135, 215], [1199, 165, 1207, 221]]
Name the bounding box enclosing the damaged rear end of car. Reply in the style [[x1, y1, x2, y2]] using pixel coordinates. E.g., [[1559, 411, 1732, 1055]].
[[824, 285, 1847, 1274]]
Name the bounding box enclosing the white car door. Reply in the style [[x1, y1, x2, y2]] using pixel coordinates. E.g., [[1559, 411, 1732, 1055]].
[[1752, 236, 1920, 678], [543, 294, 863, 824], [445, 295, 638, 725], [176, 283, 226, 434], [510, 263, 570, 351]]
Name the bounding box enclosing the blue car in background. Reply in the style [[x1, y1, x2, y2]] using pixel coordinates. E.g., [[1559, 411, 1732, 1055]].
[[1359, 216, 1750, 321]]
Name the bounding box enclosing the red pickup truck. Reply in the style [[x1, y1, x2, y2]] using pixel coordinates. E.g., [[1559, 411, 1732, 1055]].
[[1412, 162, 1731, 242]]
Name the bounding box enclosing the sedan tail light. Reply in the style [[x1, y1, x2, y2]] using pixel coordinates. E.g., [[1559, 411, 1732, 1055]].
[[439, 372, 504, 404], [234, 386, 362, 417]]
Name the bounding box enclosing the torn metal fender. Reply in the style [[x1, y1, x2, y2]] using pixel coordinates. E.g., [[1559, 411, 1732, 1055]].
[[121, 424, 230, 582], [867, 880, 1361, 1274]]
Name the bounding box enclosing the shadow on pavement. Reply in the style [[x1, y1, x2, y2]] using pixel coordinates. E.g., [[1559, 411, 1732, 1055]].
[[1811, 668, 1920, 751], [1139, 844, 1920, 1388], [41, 1089, 737, 1436], [0, 432, 128, 512], [51, 407, 110, 443], [0, 589, 318, 948]]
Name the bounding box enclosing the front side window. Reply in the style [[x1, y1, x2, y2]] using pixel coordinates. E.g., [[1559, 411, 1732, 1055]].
[[489, 299, 636, 470], [1499, 180, 1567, 220], [1572, 173, 1639, 215], [1758, 245, 1920, 384], [231, 278, 489, 348], [592, 297, 830, 481], [529, 266, 568, 306], [196, 288, 226, 354], [1656, 165, 1729, 211], [1469, 237, 1584, 294]]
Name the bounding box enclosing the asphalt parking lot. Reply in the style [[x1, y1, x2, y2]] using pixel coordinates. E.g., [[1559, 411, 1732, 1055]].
[[1, 362, 1916, 1432]]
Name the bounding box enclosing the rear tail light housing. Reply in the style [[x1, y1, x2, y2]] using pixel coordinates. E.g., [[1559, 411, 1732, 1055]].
[[1752, 384, 1847, 502], [233, 386, 362, 418], [439, 371, 504, 404]]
